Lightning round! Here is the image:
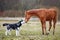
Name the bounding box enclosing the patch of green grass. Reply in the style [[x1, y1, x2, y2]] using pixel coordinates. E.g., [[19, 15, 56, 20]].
[[0, 20, 60, 40]]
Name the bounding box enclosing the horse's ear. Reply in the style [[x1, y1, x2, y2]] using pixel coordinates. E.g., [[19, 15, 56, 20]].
[[25, 10, 27, 14]]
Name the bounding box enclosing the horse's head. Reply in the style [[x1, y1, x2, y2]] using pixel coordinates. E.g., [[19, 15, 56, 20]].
[[25, 11, 31, 23]]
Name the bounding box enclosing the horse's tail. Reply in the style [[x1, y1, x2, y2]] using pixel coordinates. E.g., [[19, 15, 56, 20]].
[[3, 23, 8, 26]]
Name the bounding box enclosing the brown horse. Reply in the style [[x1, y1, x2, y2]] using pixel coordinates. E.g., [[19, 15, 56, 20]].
[[25, 8, 57, 35]]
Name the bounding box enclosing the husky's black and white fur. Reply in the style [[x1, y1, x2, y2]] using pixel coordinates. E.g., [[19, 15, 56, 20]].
[[3, 19, 25, 36]]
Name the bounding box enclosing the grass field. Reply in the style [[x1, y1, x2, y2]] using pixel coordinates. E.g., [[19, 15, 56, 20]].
[[0, 20, 60, 40]]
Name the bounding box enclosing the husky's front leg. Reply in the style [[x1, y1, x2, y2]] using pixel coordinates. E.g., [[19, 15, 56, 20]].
[[16, 27, 20, 36], [16, 29, 19, 36]]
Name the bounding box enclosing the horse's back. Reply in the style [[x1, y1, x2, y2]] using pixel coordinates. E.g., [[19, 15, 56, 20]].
[[46, 8, 57, 21], [25, 8, 57, 19]]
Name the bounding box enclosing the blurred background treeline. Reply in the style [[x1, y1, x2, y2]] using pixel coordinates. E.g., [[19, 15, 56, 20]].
[[0, 0, 60, 20]]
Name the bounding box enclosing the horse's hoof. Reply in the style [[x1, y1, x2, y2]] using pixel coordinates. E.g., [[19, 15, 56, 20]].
[[46, 31, 50, 35], [46, 33, 49, 35], [42, 33, 44, 35], [53, 33, 54, 35]]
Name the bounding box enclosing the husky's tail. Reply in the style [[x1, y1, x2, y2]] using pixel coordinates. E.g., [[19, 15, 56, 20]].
[[3, 23, 8, 26]]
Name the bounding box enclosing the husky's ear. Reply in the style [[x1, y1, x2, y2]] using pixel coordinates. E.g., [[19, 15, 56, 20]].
[[21, 20, 25, 24], [21, 19, 23, 21]]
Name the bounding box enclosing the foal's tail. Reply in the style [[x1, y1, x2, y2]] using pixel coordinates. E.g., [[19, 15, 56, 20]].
[[3, 23, 8, 26]]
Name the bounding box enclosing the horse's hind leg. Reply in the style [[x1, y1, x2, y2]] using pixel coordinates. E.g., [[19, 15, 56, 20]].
[[49, 21, 52, 31], [48, 20, 52, 33], [53, 19, 56, 35]]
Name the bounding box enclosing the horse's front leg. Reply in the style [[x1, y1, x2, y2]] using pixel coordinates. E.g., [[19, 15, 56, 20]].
[[41, 19, 46, 35]]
